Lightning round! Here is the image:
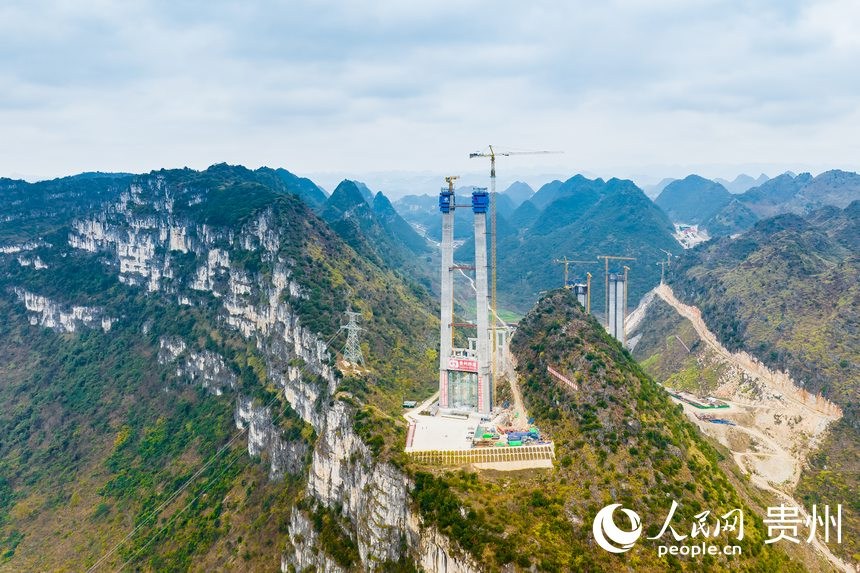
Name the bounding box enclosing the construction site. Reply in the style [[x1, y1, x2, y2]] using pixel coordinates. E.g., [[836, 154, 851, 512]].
[[402, 148, 665, 470], [404, 149, 560, 471]]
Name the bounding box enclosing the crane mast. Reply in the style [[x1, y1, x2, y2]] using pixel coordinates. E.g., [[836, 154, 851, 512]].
[[553, 257, 594, 288], [469, 146, 560, 395]]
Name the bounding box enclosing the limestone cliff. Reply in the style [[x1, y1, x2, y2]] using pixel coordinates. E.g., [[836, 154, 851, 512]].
[[55, 169, 471, 571]]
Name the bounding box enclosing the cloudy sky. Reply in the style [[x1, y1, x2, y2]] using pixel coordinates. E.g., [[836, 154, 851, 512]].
[[2, 0, 859, 192]]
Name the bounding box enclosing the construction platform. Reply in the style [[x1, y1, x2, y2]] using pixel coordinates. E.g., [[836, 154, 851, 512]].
[[665, 388, 729, 409], [409, 444, 554, 469], [404, 398, 555, 471]]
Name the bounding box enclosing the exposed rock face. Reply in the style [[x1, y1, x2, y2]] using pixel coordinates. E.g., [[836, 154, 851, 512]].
[[13, 288, 114, 333], [16, 256, 48, 269], [235, 396, 309, 481], [61, 174, 471, 571], [283, 510, 348, 573], [0, 241, 43, 254], [158, 336, 237, 396], [304, 400, 413, 567], [408, 518, 482, 573]]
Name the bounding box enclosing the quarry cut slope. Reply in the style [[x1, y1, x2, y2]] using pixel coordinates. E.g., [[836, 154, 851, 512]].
[[643, 283, 842, 488], [632, 285, 852, 573]]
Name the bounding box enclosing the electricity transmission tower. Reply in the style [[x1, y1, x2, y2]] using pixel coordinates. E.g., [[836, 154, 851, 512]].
[[341, 310, 365, 365]]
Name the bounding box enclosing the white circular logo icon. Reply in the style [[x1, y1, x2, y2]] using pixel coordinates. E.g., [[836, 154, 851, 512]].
[[592, 503, 643, 553]]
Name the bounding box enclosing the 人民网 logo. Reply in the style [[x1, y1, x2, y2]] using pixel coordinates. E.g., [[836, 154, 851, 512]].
[[592, 503, 643, 553]]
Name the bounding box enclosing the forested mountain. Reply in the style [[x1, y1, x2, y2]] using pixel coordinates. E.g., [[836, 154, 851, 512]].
[[728, 172, 814, 219], [683, 170, 860, 237], [0, 165, 440, 570], [457, 176, 682, 315], [654, 175, 734, 224], [411, 288, 806, 571], [701, 198, 759, 237], [508, 198, 541, 230], [0, 164, 843, 571], [320, 180, 431, 279], [0, 173, 133, 243], [394, 174, 682, 317], [265, 167, 328, 208], [660, 203, 860, 566]]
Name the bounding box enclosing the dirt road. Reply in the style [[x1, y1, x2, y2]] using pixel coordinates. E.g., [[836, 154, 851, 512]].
[[650, 285, 852, 572]]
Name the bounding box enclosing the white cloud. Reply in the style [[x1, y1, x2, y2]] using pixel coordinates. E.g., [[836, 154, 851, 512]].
[[0, 0, 858, 183]]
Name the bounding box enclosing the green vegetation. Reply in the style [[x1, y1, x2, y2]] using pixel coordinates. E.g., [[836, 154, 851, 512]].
[[701, 169, 860, 236], [0, 163, 440, 570], [655, 174, 733, 225], [410, 289, 802, 572], [3, 161, 843, 571], [0, 266, 312, 570], [631, 297, 724, 396], [486, 176, 681, 314], [667, 203, 860, 565], [309, 502, 361, 569], [0, 173, 131, 243]]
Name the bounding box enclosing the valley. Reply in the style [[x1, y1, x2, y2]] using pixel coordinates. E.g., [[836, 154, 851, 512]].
[[4, 5, 860, 571], [0, 166, 857, 572], [631, 284, 852, 572]]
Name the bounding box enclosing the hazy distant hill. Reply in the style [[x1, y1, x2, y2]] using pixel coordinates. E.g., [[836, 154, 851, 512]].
[[528, 179, 564, 209], [655, 174, 733, 224], [501, 181, 534, 207], [738, 172, 814, 218], [352, 180, 375, 203], [508, 199, 541, 230], [461, 176, 682, 314], [493, 192, 517, 219], [264, 167, 329, 208], [702, 198, 759, 236], [703, 169, 860, 237], [714, 173, 769, 194], [640, 177, 676, 199], [394, 189, 476, 242], [790, 169, 860, 212], [371, 192, 431, 255]]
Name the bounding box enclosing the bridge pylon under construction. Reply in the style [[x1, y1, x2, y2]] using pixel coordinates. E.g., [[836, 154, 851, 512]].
[[438, 178, 493, 415]]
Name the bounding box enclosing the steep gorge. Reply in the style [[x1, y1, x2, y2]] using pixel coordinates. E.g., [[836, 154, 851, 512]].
[[0, 167, 471, 571]]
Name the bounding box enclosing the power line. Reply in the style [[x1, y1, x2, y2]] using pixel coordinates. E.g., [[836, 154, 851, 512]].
[[113, 447, 246, 572], [88, 328, 343, 572]]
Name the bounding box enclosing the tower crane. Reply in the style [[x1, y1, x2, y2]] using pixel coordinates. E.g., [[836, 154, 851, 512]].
[[553, 257, 595, 288], [657, 248, 674, 283], [470, 145, 561, 386], [657, 261, 669, 284]]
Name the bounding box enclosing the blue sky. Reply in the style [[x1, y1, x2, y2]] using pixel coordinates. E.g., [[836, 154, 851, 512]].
[[1, 0, 859, 193]]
